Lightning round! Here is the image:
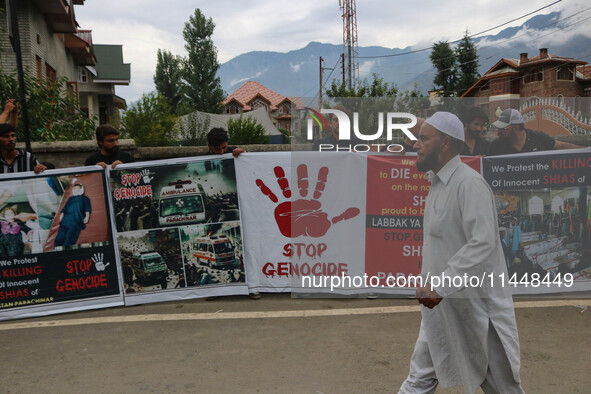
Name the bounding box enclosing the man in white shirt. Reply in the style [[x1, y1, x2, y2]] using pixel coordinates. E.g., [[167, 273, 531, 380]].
[[398, 112, 524, 394]]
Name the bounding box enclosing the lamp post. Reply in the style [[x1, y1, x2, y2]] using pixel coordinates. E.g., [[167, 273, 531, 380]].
[[6, 0, 32, 152]]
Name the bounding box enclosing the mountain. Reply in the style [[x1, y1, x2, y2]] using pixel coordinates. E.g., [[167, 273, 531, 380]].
[[218, 11, 591, 97]]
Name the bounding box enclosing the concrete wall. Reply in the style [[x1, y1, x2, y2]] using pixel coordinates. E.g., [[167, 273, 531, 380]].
[[17, 139, 313, 169], [17, 137, 591, 170]]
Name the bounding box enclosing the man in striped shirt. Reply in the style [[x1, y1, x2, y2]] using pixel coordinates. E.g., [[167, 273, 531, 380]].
[[0, 123, 46, 174]]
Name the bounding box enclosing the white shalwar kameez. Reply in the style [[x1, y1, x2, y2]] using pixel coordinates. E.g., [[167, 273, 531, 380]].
[[399, 155, 524, 394]]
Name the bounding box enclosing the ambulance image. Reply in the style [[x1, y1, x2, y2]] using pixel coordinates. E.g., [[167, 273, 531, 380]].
[[158, 180, 206, 226], [193, 235, 237, 269], [131, 251, 169, 288]]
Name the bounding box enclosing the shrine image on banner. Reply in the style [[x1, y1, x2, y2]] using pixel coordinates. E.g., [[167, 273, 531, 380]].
[[110, 156, 248, 305], [0, 168, 122, 320], [483, 150, 591, 294]]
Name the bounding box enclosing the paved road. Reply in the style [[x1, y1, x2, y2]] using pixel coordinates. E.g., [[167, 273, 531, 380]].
[[1, 295, 589, 393]]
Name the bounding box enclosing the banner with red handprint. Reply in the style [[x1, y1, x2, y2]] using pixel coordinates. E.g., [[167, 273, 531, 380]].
[[236, 152, 367, 293]]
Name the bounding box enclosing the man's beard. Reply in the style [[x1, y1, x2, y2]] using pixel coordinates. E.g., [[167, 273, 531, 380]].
[[496, 131, 511, 142], [468, 127, 482, 139], [416, 142, 440, 172], [104, 145, 119, 155]]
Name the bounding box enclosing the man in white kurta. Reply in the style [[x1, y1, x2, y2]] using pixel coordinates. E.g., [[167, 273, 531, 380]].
[[398, 112, 524, 394]]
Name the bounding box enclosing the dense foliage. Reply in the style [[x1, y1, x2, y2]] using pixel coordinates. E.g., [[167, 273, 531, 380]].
[[121, 92, 177, 147], [0, 73, 96, 141], [227, 116, 268, 145]]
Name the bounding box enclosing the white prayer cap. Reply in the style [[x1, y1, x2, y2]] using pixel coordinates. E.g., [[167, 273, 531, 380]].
[[424, 111, 465, 142]]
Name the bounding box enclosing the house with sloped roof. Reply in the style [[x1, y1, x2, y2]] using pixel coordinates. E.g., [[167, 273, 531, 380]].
[[222, 81, 303, 132], [462, 48, 591, 135], [78, 44, 130, 125]]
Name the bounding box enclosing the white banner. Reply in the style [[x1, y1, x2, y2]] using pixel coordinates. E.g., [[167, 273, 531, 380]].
[[237, 152, 368, 294]]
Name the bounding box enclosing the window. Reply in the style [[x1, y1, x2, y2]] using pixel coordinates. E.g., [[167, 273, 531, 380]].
[[78, 67, 88, 83], [557, 66, 574, 81], [250, 98, 268, 111], [528, 196, 544, 215], [45, 63, 56, 83], [35, 56, 42, 80], [524, 67, 543, 83], [279, 104, 290, 115], [66, 81, 78, 113], [551, 196, 564, 213], [491, 79, 510, 95], [226, 104, 240, 114]]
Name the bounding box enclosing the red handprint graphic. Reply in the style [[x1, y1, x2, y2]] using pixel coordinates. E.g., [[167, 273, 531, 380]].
[[256, 165, 360, 238]]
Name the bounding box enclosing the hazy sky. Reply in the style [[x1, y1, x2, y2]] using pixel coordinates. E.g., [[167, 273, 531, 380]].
[[73, 0, 588, 102]]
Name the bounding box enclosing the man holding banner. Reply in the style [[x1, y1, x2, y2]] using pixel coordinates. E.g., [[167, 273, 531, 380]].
[[398, 112, 524, 393], [0, 123, 46, 174]]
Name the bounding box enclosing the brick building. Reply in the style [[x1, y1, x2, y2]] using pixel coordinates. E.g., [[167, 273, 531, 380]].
[[462, 48, 591, 135]]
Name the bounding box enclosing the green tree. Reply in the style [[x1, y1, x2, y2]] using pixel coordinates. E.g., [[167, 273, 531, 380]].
[[226, 116, 268, 145], [277, 127, 290, 144], [430, 41, 457, 97], [177, 111, 210, 146], [393, 83, 430, 113], [182, 9, 225, 113], [121, 92, 177, 147], [0, 73, 96, 141], [322, 73, 428, 143], [455, 30, 479, 96], [325, 73, 398, 98], [154, 49, 185, 114]]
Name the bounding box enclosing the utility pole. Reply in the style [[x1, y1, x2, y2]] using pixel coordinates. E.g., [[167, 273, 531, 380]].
[[341, 53, 345, 87], [6, 0, 32, 152], [319, 56, 323, 110]]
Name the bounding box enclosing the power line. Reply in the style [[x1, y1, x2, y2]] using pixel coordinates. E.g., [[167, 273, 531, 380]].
[[428, 12, 591, 78], [358, 0, 563, 59], [385, 5, 591, 75], [308, 56, 342, 104]]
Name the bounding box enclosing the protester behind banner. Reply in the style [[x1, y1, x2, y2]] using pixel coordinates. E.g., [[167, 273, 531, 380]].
[[85, 124, 134, 169], [488, 109, 584, 156], [0, 124, 47, 174], [207, 127, 244, 157]]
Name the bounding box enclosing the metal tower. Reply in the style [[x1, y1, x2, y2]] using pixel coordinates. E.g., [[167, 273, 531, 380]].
[[340, 0, 359, 90]]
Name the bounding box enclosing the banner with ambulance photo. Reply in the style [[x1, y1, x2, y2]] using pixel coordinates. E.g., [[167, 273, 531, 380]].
[[109, 156, 248, 305]]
